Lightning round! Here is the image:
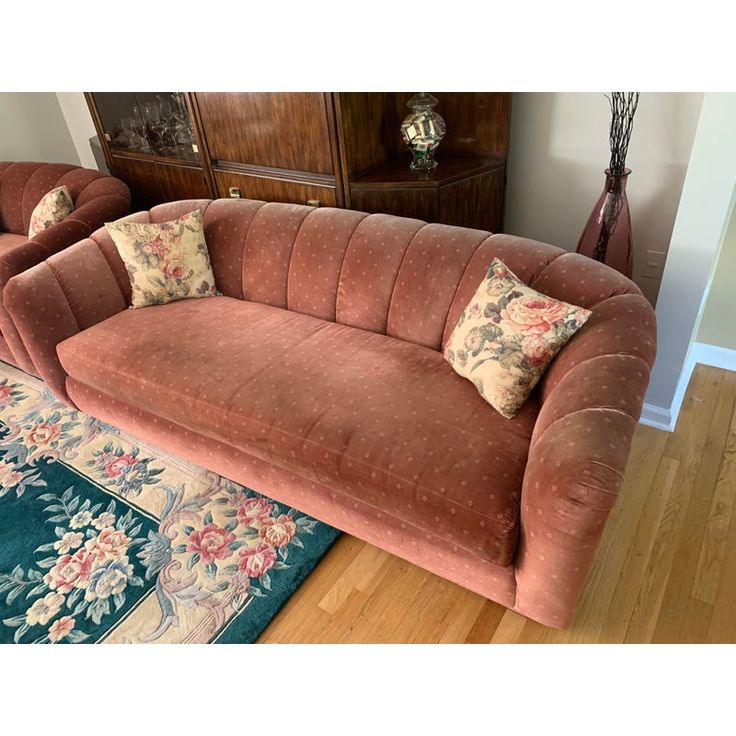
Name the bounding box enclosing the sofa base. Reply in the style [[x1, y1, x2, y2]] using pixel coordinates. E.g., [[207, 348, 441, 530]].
[[66, 377, 530, 619], [0, 340, 38, 377], [0, 336, 14, 366]]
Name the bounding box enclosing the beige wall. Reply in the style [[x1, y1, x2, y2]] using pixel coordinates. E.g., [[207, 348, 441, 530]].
[[0, 93, 80, 164], [697, 204, 736, 351], [504, 92, 703, 304], [55, 93, 99, 170]]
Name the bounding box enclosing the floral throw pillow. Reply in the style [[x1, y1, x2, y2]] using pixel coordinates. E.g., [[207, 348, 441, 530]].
[[28, 186, 74, 239], [106, 209, 219, 309], [444, 258, 592, 418]]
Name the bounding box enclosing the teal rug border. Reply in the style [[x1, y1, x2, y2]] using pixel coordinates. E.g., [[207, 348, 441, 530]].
[[212, 525, 341, 644]]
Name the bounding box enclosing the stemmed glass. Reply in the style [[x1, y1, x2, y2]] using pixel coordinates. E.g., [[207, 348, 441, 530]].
[[127, 107, 148, 152], [170, 93, 195, 154], [142, 100, 167, 154]]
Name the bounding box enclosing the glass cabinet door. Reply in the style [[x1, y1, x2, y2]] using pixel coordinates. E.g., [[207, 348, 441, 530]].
[[91, 92, 199, 162]]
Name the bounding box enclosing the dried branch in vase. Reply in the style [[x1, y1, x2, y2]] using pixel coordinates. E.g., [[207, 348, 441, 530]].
[[606, 92, 640, 175]]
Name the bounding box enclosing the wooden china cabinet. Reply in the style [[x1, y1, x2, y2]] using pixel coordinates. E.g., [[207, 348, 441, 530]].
[[86, 92, 511, 230], [85, 92, 212, 209]]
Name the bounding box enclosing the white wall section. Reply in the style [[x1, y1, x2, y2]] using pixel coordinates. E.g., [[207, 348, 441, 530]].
[[0, 93, 80, 164], [55, 93, 100, 170], [641, 93, 736, 431]]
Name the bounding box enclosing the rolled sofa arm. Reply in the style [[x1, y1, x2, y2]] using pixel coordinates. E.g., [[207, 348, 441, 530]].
[[32, 194, 130, 256], [513, 253, 657, 628], [3, 237, 129, 404], [0, 241, 55, 374]]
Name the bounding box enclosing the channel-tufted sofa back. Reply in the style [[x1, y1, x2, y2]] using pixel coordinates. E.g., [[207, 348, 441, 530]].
[[88, 198, 647, 355], [0, 161, 130, 236], [3, 197, 658, 629]]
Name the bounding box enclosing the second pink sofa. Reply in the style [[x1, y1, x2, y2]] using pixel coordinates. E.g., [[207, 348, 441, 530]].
[[0, 161, 130, 373]]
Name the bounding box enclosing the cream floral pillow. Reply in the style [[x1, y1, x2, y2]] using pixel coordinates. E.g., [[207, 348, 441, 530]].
[[106, 209, 219, 309], [28, 186, 74, 238], [444, 258, 591, 418]]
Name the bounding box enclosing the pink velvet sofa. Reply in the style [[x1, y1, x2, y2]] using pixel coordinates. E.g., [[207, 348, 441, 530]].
[[3, 198, 656, 628], [0, 161, 130, 373]]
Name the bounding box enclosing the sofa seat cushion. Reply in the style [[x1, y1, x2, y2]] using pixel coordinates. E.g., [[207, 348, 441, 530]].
[[57, 297, 539, 566]]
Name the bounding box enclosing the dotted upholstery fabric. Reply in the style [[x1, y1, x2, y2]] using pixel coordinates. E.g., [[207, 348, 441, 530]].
[[3, 198, 658, 628], [336, 213, 424, 333], [64, 376, 519, 609], [57, 296, 539, 567]]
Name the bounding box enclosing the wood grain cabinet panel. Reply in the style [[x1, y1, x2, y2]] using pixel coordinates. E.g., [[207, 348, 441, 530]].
[[110, 156, 162, 210], [111, 156, 211, 210], [349, 187, 437, 222], [213, 170, 337, 208], [439, 168, 505, 232], [156, 162, 211, 201], [196, 93, 337, 175], [349, 155, 506, 230]]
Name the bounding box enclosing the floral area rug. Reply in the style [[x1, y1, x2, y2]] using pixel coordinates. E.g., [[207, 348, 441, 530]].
[[0, 362, 339, 644]]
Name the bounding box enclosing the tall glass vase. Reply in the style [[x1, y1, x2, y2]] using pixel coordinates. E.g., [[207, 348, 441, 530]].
[[576, 168, 633, 277]]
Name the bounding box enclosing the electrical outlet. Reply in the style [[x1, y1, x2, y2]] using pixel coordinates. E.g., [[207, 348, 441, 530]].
[[642, 250, 666, 279]]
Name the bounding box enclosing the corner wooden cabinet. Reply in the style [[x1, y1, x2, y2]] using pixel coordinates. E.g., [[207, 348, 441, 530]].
[[86, 92, 511, 229]]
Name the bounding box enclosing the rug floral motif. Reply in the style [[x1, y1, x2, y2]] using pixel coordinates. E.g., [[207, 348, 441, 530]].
[[0, 365, 340, 644]]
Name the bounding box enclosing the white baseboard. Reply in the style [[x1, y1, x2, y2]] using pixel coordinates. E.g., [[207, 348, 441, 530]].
[[692, 342, 736, 372], [639, 403, 676, 432], [639, 341, 736, 432]]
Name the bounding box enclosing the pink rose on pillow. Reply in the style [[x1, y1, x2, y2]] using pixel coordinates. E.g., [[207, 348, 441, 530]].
[[522, 335, 552, 366], [149, 235, 170, 259], [501, 295, 568, 335], [163, 263, 185, 280]]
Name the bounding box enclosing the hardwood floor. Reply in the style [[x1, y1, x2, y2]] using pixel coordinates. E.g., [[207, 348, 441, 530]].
[[259, 365, 736, 643]]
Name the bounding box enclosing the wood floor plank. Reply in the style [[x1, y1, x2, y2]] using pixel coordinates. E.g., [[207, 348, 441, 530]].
[[463, 600, 508, 643], [691, 401, 736, 605], [259, 535, 365, 643], [401, 579, 463, 644], [437, 592, 488, 644], [490, 610, 529, 643], [622, 457, 682, 642], [595, 428, 671, 642], [259, 365, 736, 644], [318, 544, 391, 615], [313, 590, 371, 643], [651, 367, 736, 642], [338, 558, 428, 643], [706, 501, 736, 642]]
